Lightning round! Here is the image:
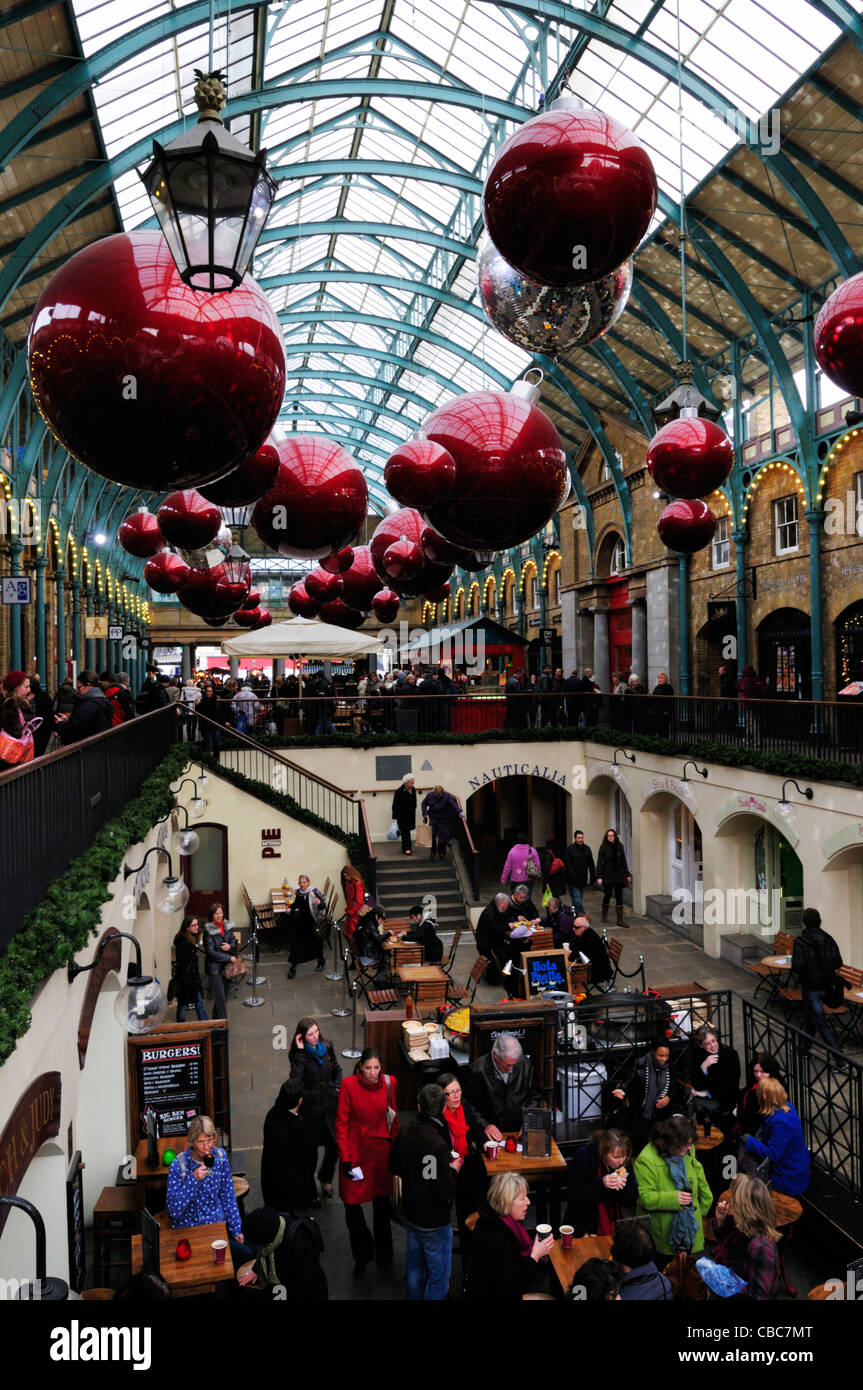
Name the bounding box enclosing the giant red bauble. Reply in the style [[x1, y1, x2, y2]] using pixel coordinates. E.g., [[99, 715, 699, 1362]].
[[425, 583, 451, 603], [288, 582, 320, 618], [422, 389, 568, 550], [483, 102, 657, 287], [27, 231, 285, 488], [370, 509, 453, 597], [119, 509, 164, 559], [814, 272, 863, 398], [657, 499, 716, 554], [372, 588, 400, 623], [319, 599, 367, 630], [339, 546, 383, 611], [251, 435, 368, 559], [647, 416, 733, 499], [157, 490, 223, 549], [420, 525, 495, 571], [199, 441, 280, 507], [250, 607, 272, 630], [202, 615, 231, 628], [305, 566, 343, 603], [382, 536, 424, 582], [214, 571, 251, 611], [384, 437, 457, 508], [178, 565, 235, 619], [320, 546, 354, 575], [144, 551, 189, 594], [246, 589, 261, 609], [233, 606, 262, 628]]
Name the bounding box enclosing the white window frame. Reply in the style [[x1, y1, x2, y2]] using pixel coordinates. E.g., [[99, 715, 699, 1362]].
[[774, 495, 799, 555], [712, 515, 730, 570], [528, 575, 538, 609], [609, 538, 626, 575], [552, 568, 561, 605]]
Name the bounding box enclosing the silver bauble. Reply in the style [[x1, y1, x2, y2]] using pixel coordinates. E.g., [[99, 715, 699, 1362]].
[[477, 236, 632, 355], [177, 523, 232, 571]]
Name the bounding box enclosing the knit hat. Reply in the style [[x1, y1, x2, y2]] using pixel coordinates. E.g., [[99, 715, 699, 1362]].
[[2, 669, 27, 692]]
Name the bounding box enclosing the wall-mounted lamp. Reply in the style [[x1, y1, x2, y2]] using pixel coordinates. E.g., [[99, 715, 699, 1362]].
[[124, 846, 189, 914], [777, 779, 813, 823], [67, 929, 167, 1033], [681, 761, 708, 782], [171, 778, 207, 819], [612, 749, 636, 767]]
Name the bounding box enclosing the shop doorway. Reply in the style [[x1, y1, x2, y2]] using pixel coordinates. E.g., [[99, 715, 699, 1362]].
[[669, 804, 703, 906], [835, 600, 863, 691], [755, 824, 804, 931], [466, 775, 569, 893], [757, 608, 811, 699], [182, 823, 229, 920]]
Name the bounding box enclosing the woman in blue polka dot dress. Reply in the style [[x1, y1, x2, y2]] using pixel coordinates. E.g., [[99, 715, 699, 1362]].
[[166, 1115, 255, 1267]]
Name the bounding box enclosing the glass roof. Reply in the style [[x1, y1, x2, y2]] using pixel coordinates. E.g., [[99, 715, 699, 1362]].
[[68, 0, 852, 477]]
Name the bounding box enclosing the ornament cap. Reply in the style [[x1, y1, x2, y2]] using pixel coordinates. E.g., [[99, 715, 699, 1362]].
[[679, 406, 700, 420], [510, 368, 543, 405], [550, 95, 584, 114], [193, 69, 227, 124]]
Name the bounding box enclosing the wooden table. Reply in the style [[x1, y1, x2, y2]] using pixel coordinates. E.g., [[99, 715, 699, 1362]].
[[482, 1133, 568, 1227], [720, 1186, 802, 1295], [694, 1124, 725, 1152], [550, 1233, 613, 1293], [384, 936, 423, 959], [397, 964, 447, 985], [761, 955, 793, 971], [131, 1221, 235, 1297]]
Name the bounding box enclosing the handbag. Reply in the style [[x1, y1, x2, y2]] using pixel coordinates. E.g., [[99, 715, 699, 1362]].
[[224, 954, 249, 981], [525, 852, 542, 880], [415, 823, 433, 849], [383, 1074, 397, 1133], [0, 716, 41, 766]]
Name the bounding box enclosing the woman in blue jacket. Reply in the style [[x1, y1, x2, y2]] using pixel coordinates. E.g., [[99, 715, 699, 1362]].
[[744, 1078, 809, 1197]]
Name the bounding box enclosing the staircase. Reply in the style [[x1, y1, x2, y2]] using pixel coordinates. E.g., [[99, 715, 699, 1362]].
[[645, 892, 704, 948], [374, 841, 471, 937]]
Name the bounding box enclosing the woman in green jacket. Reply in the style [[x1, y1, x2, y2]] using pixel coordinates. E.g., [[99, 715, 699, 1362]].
[[634, 1115, 713, 1257]]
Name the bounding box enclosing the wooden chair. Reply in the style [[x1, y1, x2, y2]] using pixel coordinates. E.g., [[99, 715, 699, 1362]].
[[745, 930, 795, 1005], [447, 954, 488, 1005], [603, 932, 646, 993], [838, 965, 863, 1044], [396, 944, 422, 966], [92, 1185, 140, 1285], [344, 937, 398, 1011], [414, 979, 448, 1019], [440, 927, 463, 979]]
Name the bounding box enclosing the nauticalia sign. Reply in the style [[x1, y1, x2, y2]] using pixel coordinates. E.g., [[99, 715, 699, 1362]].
[[468, 762, 568, 790]]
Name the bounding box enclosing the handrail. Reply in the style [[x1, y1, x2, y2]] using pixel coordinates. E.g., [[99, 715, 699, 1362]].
[[194, 711, 356, 802], [358, 798, 376, 898], [0, 705, 177, 782]]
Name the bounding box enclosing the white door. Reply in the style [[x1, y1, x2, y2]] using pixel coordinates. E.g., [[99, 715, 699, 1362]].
[[670, 805, 702, 919]]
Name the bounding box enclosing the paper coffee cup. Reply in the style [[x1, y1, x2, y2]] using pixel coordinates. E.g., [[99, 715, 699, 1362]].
[[536, 1223, 552, 1239], [212, 1239, 227, 1265], [559, 1224, 574, 1250]]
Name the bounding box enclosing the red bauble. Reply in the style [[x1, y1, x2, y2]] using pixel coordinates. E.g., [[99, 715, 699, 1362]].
[[246, 588, 261, 609], [119, 509, 164, 559], [372, 588, 401, 623], [143, 551, 189, 594], [657, 499, 716, 554], [420, 525, 495, 571], [320, 546, 354, 574], [370, 509, 453, 597], [646, 416, 733, 499], [319, 599, 367, 629], [214, 571, 251, 612], [814, 272, 863, 397], [199, 441, 280, 506], [483, 101, 657, 287], [384, 437, 457, 508], [422, 386, 567, 550], [250, 607, 272, 630], [157, 490, 223, 549], [288, 582, 320, 618], [233, 606, 262, 628], [202, 615, 231, 628], [305, 566, 344, 603], [251, 435, 368, 559], [27, 231, 285, 489], [178, 564, 234, 619], [382, 536, 424, 582], [339, 546, 383, 611], [425, 582, 451, 603]]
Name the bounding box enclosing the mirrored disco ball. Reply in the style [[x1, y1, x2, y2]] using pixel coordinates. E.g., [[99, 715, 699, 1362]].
[[477, 236, 632, 355]]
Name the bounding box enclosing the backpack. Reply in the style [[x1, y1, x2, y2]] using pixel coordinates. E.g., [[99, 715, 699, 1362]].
[[253, 1213, 324, 1290], [104, 685, 125, 727]]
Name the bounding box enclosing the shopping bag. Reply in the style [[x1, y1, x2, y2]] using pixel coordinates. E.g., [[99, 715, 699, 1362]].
[[386, 820, 399, 841], [415, 823, 433, 849]]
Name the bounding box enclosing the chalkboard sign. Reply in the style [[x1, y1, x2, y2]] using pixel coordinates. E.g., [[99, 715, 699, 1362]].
[[469, 1000, 557, 1105], [522, 949, 570, 997], [135, 1041, 205, 1138], [66, 1151, 85, 1294]]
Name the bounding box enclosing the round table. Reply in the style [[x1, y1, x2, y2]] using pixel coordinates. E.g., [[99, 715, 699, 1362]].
[[720, 1186, 802, 1295], [694, 1124, 725, 1152]]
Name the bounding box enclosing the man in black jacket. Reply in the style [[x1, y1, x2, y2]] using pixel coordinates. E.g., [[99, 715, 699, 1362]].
[[390, 1084, 461, 1301], [466, 1035, 540, 1141], [475, 892, 517, 981], [564, 830, 596, 915], [792, 907, 845, 1059], [261, 1078, 317, 1213], [55, 671, 113, 744]]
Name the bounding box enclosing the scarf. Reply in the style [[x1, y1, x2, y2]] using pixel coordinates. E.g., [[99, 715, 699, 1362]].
[[665, 1154, 698, 1251], [502, 1214, 534, 1258], [595, 1160, 618, 1237], [642, 1058, 671, 1119], [445, 1104, 469, 1157], [307, 1037, 328, 1065]]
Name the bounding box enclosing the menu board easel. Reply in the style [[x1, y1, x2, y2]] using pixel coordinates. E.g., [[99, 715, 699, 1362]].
[[127, 1021, 226, 1180]]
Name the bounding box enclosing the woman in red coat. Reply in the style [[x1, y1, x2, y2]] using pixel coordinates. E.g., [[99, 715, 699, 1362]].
[[335, 1047, 398, 1274], [340, 864, 365, 942]]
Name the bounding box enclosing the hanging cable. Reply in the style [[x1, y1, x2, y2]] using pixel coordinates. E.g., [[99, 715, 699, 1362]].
[[209, 0, 215, 72], [676, 0, 688, 363]]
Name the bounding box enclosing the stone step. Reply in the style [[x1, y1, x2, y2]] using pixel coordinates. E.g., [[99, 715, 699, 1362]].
[[720, 933, 773, 970], [375, 863, 457, 880]]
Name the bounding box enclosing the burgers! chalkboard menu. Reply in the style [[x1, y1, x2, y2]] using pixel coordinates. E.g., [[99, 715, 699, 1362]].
[[134, 1039, 206, 1137]]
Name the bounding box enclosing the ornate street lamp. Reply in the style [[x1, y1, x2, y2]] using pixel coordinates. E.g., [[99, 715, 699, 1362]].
[[140, 70, 279, 293], [68, 929, 168, 1034]]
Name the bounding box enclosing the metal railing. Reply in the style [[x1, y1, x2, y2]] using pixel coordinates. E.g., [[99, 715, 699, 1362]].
[[742, 997, 863, 1201], [451, 793, 479, 901], [0, 706, 178, 952]]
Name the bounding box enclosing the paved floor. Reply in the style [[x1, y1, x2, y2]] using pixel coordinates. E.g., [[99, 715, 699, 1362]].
[[221, 879, 838, 1299]]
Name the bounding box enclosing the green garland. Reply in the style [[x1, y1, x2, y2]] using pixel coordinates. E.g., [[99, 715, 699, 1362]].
[[0, 745, 189, 1065], [194, 750, 368, 875]]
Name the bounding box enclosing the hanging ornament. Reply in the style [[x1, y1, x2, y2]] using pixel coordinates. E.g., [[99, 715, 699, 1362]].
[[119, 509, 165, 559], [657, 498, 716, 553], [382, 535, 424, 582], [371, 588, 400, 623], [477, 235, 632, 355], [27, 231, 285, 489], [144, 551, 190, 594], [814, 272, 863, 398], [383, 435, 457, 509], [288, 581, 320, 618], [320, 546, 355, 575], [199, 440, 280, 507], [420, 525, 495, 572], [251, 435, 368, 560], [646, 408, 733, 499], [176, 521, 233, 572], [319, 598, 367, 630], [422, 373, 568, 550], [425, 582, 451, 603], [157, 491, 222, 549], [202, 615, 231, 628], [339, 546, 384, 611], [213, 568, 251, 612], [245, 588, 261, 610], [177, 564, 236, 619], [233, 606, 263, 628], [305, 566, 344, 603], [250, 607, 272, 630], [369, 508, 453, 597], [483, 99, 657, 287]]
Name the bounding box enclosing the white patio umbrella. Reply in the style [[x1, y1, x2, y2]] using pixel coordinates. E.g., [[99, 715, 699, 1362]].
[[221, 616, 383, 658]]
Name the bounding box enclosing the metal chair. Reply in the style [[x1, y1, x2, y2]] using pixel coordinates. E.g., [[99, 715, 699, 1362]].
[[602, 931, 646, 993], [447, 954, 488, 1005]]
